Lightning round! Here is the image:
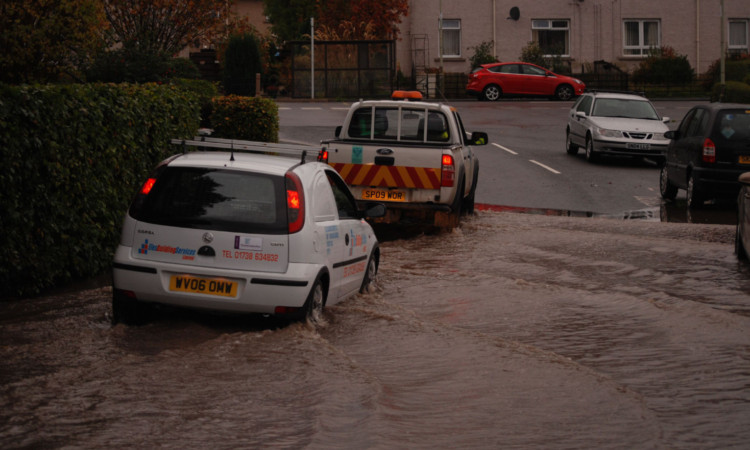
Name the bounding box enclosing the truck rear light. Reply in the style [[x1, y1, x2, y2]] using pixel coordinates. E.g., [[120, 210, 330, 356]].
[[285, 172, 305, 233], [441, 154, 455, 187], [702, 138, 716, 163], [317, 149, 329, 163]]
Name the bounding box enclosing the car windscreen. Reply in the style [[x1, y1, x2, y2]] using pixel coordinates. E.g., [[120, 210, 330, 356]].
[[131, 167, 288, 234], [592, 98, 660, 120]]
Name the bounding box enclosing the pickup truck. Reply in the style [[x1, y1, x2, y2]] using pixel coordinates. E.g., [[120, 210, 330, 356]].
[[318, 91, 488, 228]]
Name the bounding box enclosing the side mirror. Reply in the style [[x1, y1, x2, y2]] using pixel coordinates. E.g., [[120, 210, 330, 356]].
[[335, 126, 342, 138], [363, 203, 386, 218], [576, 111, 587, 119], [662, 117, 670, 124], [664, 130, 678, 140], [470, 131, 488, 146]]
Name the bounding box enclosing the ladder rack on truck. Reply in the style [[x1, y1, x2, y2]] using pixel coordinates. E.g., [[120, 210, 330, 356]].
[[170, 137, 320, 164]]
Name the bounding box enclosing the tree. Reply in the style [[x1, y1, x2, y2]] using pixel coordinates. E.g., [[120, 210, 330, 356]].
[[317, 0, 408, 40], [0, 0, 107, 83], [102, 0, 231, 55], [262, 0, 317, 43], [223, 33, 263, 96], [263, 0, 408, 43]]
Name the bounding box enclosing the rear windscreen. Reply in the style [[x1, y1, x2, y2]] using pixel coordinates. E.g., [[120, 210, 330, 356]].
[[717, 110, 750, 141], [131, 167, 288, 234]]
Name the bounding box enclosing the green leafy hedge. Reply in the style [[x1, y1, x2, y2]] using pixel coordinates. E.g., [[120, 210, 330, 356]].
[[210, 95, 279, 142], [713, 80, 750, 103], [0, 83, 201, 298]]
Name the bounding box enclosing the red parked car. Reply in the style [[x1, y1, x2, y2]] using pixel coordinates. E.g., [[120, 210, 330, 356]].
[[466, 62, 585, 101]]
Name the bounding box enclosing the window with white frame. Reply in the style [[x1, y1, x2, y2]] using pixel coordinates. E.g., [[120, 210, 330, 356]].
[[623, 20, 660, 56], [729, 20, 749, 55], [531, 19, 570, 56], [440, 19, 461, 57]]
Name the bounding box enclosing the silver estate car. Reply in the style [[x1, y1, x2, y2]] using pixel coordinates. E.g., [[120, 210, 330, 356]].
[[566, 91, 670, 163]]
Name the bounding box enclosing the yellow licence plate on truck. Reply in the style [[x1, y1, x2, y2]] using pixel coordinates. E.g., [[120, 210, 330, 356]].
[[361, 188, 406, 202], [169, 275, 238, 297], [740, 155, 750, 164]]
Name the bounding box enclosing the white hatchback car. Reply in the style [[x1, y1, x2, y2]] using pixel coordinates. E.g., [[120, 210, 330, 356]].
[[566, 91, 670, 163], [112, 142, 385, 324]]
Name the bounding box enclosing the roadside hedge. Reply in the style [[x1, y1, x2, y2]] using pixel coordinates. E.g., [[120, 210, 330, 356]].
[[713, 81, 750, 103], [0, 83, 201, 298], [210, 95, 279, 142]]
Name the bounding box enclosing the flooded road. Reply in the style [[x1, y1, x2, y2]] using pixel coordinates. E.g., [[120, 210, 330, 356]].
[[2, 211, 749, 449]]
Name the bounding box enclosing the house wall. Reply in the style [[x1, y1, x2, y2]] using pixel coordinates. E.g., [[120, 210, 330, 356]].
[[398, 0, 749, 76]]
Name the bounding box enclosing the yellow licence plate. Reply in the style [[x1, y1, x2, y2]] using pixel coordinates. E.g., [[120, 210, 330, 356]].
[[361, 188, 406, 202], [169, 275, 237, 297], [740, 155, 750, 164]]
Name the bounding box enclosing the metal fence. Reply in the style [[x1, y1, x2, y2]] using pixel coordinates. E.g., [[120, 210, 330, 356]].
[[289, 40, 395, 99]]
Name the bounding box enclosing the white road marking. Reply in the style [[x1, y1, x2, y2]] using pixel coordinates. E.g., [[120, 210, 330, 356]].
[[529, 160, 561, 174], [301, 107, 323, 110], [492, 143, 518, 155]]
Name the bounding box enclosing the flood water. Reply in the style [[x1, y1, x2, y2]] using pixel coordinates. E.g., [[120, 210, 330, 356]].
[[2, 211, 749, 449]]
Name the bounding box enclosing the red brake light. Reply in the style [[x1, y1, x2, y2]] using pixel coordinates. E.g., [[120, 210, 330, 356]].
[[318, 149, 329, 163], [702, 138, 716, 163], [441, 154, 455, 187], [285, 172, 305, 233], [140, 178, 157, 195]]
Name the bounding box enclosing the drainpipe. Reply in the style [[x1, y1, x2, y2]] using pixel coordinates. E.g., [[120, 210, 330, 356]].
[[493, 0, 497, 59]]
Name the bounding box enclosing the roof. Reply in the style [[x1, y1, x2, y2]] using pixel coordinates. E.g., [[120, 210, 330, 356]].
[[168, 151, 299, 176], [584, 91, 649, 101]]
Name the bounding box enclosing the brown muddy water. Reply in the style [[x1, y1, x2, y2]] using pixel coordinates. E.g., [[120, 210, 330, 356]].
[[1, 211, 749, 449]]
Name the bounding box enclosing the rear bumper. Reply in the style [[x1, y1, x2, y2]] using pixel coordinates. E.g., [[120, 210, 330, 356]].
[[692, 166, 747, 196], [112, 246, 320, 315]]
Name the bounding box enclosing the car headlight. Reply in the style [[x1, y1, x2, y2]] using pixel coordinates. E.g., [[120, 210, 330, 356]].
[[652, 132, 666, 140], [574, 79, 584, 85], [596, 128, 623, 138]]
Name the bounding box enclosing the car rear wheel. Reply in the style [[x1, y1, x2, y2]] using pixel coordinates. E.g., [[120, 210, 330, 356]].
[[566, 129, 579, 155], [585, 136, 598, 162], [482, 85, 501, 101], [555, 84, 574, 101], [687, 173, 704, 208], [112, 293, 150, 325], [304, 277, 325, 323], [659, 165, 678, 200], [360, 252, 378, 293]]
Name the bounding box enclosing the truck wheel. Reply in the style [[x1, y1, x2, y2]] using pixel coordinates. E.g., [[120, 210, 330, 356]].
[[736, 223, 748, 260], [463, 165, 479, 215]]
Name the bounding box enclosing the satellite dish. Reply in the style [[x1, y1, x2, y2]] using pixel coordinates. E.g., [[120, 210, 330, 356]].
[[509, 7, 520, 21]]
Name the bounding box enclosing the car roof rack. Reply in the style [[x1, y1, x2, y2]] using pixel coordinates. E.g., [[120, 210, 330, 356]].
[[585, 89, 647, 97], [171, 136, 319, 164]]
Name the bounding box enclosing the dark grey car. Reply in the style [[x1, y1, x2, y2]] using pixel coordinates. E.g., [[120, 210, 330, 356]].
[[660, 103, 750, 208]]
